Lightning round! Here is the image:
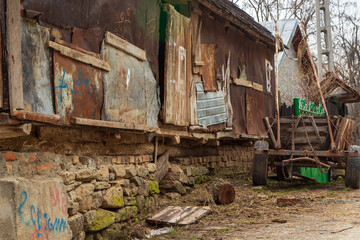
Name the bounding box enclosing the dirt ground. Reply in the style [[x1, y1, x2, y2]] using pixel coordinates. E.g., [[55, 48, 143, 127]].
[[146, 176, 360, 240]]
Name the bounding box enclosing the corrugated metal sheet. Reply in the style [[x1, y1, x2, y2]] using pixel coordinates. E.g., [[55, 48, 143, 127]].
[[196, 82, 227, 127], [101, 42, 147, 124], [201, 44, 217, 92], [21, 19, 54, 115], [53, 52, 103, 119], [163, 4, 191, 126]]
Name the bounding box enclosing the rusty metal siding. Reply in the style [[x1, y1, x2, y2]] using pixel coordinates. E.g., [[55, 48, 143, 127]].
[[21, 19, 54, 115], [101, 43, 147, 124], [196, 82, 227, 127], [200, 6, 276, 135], [22, 0, 161, 81], [53, 52, 103, 119], [163, 4, 191, 126], [201, 44, 217, 92]]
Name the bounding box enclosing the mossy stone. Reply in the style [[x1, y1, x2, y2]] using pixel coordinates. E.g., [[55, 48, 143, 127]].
[[148, 181, 160, 196]]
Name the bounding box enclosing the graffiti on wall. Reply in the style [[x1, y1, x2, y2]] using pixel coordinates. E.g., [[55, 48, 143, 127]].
[[18, 187, 67, 240]]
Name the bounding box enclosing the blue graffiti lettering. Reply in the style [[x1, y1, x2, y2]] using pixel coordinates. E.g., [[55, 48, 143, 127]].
[[18, 190, 67, 236], [55, 71, 67, 102], [18, 191, 30, 226], [30, 205, 36, 225]]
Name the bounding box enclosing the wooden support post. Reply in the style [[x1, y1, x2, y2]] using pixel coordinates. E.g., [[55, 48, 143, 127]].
[[7, 0, 23, 111], [264, 117, 278, 148], [300, 20, 336, 150], [274, 19, 281, 149], [310, 116, 323, 145], [0, 123, 31, 139]]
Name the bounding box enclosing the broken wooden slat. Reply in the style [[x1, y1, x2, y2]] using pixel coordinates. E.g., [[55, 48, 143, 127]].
[[70, 117, 157, 132], [48, 41, 110, 71], [104, 32, 146, 61], [233, 78, 263, 92], [310, 116, 323, 145], [7, 0, 24, 111], [178, 207, 212, 225], [0, 124, 31, 139], [264, 117, 277, 148], [147, 206, 212, 225], [155, 150, 169, 183]]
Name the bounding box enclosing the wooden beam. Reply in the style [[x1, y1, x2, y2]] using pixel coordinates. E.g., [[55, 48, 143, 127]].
[[264, 117, 278, 148], [286, 117, 301, 147], [48, 41, 110, 71], [156, 128, 216, 140], [261, 149, 358, 157], [11, 110, 63, 125], [0, 123, 31, 139], [70, 117, 158, 132], [216, 131, 239, 140], [7, 0, 23, 111], [104, 32, 146, 61], [310, 116, 323, 145]]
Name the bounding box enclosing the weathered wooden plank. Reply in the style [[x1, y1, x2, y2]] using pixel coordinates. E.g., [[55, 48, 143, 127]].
[[263, 149, 358, 157], [156, 128, 215, 140], [310, 116, 323, 144], [178, 206, 212, 225], [7, 0, 23, 111], [11, 110, 62, 125], [264, 117, 277, 148], [155, 150, 169, 183], [70, 117, 158, 132], [163, 4, 191, 126], [147, 206, 212, 225], [48, 41, 110, 71], [233, 78, 263, 92], [0, 123, 31, 139], [144, 60, 160, 128], [104, 31, 146, 61]]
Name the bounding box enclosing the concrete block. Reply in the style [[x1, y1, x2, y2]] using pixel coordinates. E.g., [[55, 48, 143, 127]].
[[0, 178, 71, 240]]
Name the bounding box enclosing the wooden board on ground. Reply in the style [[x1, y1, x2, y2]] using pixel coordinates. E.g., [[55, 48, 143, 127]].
[[147, 206, 212, 225]]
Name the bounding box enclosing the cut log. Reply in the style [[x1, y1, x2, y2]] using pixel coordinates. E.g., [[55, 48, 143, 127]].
[[209, 179, 235, 205]]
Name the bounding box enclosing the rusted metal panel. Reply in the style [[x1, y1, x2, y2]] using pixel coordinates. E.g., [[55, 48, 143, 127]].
[[72, 27, 105, 53], [53, 51, 103, 119], [163, 4, 191, 126], [144, 61, 160, 127], [21, 19, 54, 115], [22, 0, 161, 81], [246, 88, 266, 135], [196, 82, 227, 127], [101, 43, 146, 124], [201, 44, 217, 92]]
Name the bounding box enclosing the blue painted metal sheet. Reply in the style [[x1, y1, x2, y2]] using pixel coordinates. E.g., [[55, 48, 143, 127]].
[[21, 19, 54, 115], [196, 82, 227, 127]]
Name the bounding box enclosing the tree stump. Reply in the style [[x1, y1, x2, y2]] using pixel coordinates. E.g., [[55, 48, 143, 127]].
[[209, 179, 235, 205]]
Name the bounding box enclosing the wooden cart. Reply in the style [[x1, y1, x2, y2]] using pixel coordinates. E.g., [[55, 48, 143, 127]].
[[253, 116, 360, 189]]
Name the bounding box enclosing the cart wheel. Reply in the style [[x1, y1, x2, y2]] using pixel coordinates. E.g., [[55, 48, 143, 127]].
[[253, 154, 268, 186], [345, 157, 352, 187], [348, 145, 360, 189], [276, 166, 292, 181], [253, 141, 269, 186], [349, 156, 360, 189]]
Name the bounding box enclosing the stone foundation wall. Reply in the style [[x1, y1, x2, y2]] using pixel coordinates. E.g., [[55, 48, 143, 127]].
[[0, 145, 254, 239]]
